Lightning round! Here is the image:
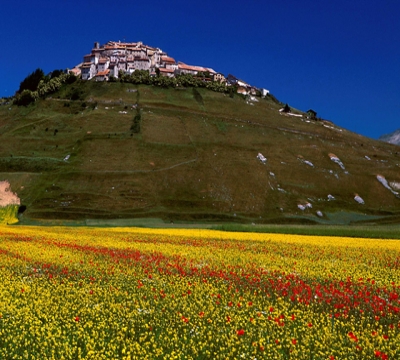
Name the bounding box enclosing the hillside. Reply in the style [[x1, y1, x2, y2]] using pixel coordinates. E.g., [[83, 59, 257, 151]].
[[1, 80, 400, 225]]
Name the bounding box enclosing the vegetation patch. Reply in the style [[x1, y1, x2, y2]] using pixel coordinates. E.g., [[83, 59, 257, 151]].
[[0, 226, 398, 358], [0, 205, 19, 224]]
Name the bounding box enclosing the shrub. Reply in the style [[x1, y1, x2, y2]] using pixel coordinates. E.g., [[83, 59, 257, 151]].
[[131, 111, 141, 133], [14, 90, 37, 106]]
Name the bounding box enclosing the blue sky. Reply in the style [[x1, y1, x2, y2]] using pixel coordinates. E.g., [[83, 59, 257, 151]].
[[1, 0, 399, 139]]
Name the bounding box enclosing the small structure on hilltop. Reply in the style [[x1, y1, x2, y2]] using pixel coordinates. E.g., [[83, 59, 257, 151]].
[[307, 109, 317, 120]]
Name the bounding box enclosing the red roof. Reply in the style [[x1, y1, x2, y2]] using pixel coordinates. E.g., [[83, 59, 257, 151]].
[[69, 68, 81, 75], [159, 68, 175, 73], [96, 69, 110, 76], [178, 62, 215, 73], [161, 56, 176, 63], [178, 63, 205, 72]]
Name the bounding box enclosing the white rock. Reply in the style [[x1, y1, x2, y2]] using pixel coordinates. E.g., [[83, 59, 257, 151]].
[[329, 154, 345, 169], [316, 210, 323, 217], [389, 181, 400, 190], [354, 195, 364, 204], [257, 153, 267, 164], [377, 175, 399, 195], [327, 194, 335, 200]]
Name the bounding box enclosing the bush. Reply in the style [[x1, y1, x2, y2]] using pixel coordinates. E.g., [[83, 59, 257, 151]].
[[14, 90, 37, 106], [37, 73, 77, 98], [192, 88, 204, 105], [131, 111, 141, 133]]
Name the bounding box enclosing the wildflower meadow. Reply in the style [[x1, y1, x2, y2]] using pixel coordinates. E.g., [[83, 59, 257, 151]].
[[0, 226, 399, 359]]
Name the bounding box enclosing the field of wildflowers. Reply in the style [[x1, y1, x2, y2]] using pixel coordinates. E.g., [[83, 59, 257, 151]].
[[0, 226, 399, 359]]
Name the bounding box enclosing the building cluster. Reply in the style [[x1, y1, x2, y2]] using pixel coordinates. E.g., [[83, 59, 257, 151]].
[[70, 41, 269, 96]]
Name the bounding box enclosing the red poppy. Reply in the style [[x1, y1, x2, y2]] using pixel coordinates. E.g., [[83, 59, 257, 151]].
[[237, 329, 245, 336], [291, 339, 297, 345], [75, 316, 80, 322], [348, 332, 358, 342]]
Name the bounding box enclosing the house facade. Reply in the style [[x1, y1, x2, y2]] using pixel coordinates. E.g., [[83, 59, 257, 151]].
[[95, 69, 110, 81]]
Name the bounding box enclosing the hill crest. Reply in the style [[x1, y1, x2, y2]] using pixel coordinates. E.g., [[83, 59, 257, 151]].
[[1, 80, 400, 225]]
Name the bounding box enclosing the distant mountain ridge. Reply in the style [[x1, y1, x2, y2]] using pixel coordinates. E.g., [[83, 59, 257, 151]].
[[379, 129, 400, 145]]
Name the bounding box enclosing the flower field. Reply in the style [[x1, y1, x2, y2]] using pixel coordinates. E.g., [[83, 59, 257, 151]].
[[0, 226, 399, 359]]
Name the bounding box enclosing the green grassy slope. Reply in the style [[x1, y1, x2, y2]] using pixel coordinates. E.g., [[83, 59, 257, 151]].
[[1, 81, 400, 224]]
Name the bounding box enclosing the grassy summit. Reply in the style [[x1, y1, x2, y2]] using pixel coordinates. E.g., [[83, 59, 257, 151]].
[[1, 80, 400, 225]]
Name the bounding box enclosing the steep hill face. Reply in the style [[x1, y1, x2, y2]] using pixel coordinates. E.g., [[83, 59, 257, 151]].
[[1, 81, 400, 224], [380, 129, 400, 146]]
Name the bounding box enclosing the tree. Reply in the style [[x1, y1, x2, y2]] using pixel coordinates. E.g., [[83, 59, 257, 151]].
[[18, 68, 45, 93], [283, 103, 291, 113], [50, 69, 64, 79]]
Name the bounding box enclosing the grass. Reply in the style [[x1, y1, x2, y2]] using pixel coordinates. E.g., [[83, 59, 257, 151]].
[[211, 223, 400, 239], [1, 81, 400, 224]]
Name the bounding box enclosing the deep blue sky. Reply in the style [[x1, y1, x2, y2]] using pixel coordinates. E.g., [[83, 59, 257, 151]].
[[1, 0, 399, 139]]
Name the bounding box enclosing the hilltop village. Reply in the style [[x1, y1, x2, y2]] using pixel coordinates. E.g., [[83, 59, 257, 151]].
[[70, 41, 269, 97]]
